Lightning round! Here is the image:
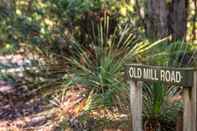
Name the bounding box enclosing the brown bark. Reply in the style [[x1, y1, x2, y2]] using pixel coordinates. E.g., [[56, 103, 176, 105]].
[[146, 0, 169, 39], [192, 0, 197, 41], [0, 0, 15, 10], [145, 0, 188, 40], [176, 111, 183, 131], [170, 0, 188, 40], [0, 0, 15, 16]]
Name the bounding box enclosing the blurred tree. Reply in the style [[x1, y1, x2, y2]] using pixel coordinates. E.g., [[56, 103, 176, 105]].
[[191, 0, 197, 42], [144, 0, 188, 40], [0, 0, 16, 16], [169, 0, 188, 40], [146, 0, 169, 39]]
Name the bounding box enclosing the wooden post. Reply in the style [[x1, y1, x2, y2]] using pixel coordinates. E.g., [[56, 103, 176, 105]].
[[183, 71, 197, 131], [192, 72, 197, 131], [125, 64, 197, 131], [129, 80, 143, 131], [183, 88, 192, 131]]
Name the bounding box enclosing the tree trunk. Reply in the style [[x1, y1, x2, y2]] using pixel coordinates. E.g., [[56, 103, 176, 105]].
[[170, 0, 188, 40], [145, 0, 188, 41], [0, 0, 15, 16], [176, 111, 183, 131], [146, 0, 169, 39]]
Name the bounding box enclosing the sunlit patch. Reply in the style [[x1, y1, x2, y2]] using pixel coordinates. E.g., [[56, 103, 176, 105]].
[[44, 18, 54, 27], [0, 80, 14, 93], [120, 6, 127, 16], [38, 1, 47, 8], [17, 0, 28, 6], [5, 44, 11, 49], [16, 9, 22, 15]]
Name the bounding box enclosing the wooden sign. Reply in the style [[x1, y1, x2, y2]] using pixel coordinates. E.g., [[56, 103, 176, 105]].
[[125, 64, 197, 131], [125, 64, 195, 87]]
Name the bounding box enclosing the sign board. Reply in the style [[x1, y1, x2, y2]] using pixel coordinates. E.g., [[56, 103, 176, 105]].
[[125, 64, 197, 131], [125, 64, 195, 87]]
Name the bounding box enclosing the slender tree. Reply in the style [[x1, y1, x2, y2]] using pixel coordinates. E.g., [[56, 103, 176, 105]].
[[146, 0, 169, 39], [169, 0, 188, 40], [145, 0, 188, 40], [0, 0, 16, 17]]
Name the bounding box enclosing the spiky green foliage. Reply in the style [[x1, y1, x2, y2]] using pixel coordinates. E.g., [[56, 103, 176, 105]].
[[64, 16, 167, 111], [143, 82, 182, 131], [143, 41, 194, 66], [141, 41, 195, 131]]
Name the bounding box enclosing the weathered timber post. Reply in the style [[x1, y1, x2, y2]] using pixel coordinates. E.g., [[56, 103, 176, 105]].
[[192, 72, 197, 131], [183, 71, 197, 131], [183, 88, 192, 131], [125, 64, 197, 131], [129, 80, 143, 131]]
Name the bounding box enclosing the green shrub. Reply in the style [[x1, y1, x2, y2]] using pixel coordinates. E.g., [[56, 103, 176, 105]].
[[141, 41, 195, 131], [143, 82, 182, 131], [64, 16, 166, 111]]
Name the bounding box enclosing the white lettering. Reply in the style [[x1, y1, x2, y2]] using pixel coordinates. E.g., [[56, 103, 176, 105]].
[[170, 71, 176, 82], [165, 70, 171, 82], [129, 67, 134, 78], [153, 70, 159, 80], [130, 67, 183, 84], [176, 72, 182, 83], [143, 68, 149, 79], [160, 70, 165, 81], [137, 68, 142, 78], [129, 67, 142, 79]]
